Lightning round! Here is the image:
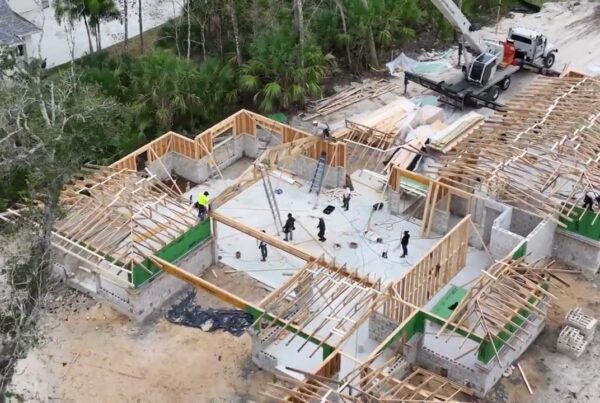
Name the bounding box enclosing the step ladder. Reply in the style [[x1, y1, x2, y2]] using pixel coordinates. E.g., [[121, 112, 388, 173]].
[[309, 154, 327, 194], [259, 166, 284, 235]]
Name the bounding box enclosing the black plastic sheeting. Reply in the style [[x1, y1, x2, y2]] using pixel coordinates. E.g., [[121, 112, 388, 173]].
[[165, 291, 253, 337]]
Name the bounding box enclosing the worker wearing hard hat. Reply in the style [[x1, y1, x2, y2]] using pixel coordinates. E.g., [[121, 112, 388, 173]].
[[197, 191, 210, 221]]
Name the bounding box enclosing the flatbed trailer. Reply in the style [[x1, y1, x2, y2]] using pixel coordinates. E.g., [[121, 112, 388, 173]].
[[404, 60, 561, 111], [404, 64, 521, 111]]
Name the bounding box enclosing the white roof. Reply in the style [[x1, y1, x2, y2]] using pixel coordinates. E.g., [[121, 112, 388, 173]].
[[510, 27, 543, 39]]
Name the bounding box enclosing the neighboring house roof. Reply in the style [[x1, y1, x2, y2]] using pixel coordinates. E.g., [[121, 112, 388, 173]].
[[0, 0, 40, 46]]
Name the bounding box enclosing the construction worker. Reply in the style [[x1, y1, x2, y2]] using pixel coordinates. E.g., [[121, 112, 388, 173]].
[[342, 187, 351, 211], [312, 120, 331, 138], [198, 191, 210, 221], [283, 213, 296, 241], [317, 218, 326, 242], [258, 230, 268, 262], [400, 231, 410, 258], [583, 191, 599, 211]]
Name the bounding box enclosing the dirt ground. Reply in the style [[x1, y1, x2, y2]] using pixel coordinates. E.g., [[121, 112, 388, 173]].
[[487, 267, 600, 403], [7, 264, 274, 403]]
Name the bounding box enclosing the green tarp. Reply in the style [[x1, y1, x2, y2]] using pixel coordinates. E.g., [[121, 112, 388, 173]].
[[130, 220, 212, 287], [431, 285, 468, 319]]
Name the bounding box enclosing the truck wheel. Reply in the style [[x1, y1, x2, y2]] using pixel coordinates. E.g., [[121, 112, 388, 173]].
[[488, 86, 501, 101], [544, 53, 555, 68], [501, 76, 511, 90]]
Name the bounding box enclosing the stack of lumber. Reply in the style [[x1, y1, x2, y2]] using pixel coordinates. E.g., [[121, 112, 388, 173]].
[[429, 112, 484, 154], [334, 99, 414, 148], [383, 127, 431, 173], [303, 79, 400, 120]]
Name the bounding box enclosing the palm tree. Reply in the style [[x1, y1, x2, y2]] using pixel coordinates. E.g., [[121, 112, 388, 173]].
[[239, 28, 334, 113], [54, 0, 119, 53], [129, 50, 203, 133], [86, 0, 120, 51]]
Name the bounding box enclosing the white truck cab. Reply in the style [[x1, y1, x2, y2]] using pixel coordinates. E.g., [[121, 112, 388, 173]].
[[508, 27, 558, 68]]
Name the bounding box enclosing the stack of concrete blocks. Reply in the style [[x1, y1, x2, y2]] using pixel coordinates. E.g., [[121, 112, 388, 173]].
[[557, 307, 597, 359], [557, 326, 588, 358], [565, 307, 597, 338]]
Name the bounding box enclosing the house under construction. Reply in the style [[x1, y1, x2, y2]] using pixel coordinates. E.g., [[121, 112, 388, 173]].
[[9, 72, 598, 401]]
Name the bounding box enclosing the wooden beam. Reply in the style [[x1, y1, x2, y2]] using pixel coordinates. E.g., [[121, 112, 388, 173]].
[[210, 211, 375, 286]]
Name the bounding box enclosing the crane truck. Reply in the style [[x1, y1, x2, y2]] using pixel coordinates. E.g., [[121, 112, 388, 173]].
[[404, 0, 559, 110]]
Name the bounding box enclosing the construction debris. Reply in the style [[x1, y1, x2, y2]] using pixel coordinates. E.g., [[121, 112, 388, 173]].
[[166, 291, 253, 337]]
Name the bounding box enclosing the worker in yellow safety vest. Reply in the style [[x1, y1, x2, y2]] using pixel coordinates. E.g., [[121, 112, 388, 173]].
[[197, 191, 210, 221]]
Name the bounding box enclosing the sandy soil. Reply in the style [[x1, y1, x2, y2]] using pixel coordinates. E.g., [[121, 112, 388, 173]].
[[7, 264, 274, 403], [487, 267, 600, 403]]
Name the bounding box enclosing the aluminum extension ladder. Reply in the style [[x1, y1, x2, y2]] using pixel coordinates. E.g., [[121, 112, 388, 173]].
[[258, 165, 284, 235], [309, 153, 327, 195]]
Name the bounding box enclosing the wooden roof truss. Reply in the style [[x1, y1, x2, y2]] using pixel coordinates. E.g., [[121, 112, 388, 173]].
[[435, 76, 600, 224], [261, 364, 474, 402], [254, 262, 383, 357], [435, 260, 563, 366], [53, 165, 197, 285]]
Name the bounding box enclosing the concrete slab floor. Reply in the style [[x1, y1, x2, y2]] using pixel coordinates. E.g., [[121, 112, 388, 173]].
[[215, 174, 444, 290]]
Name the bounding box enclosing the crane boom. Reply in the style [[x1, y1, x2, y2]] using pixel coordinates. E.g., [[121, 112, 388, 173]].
[[429, 0, 484, 54]]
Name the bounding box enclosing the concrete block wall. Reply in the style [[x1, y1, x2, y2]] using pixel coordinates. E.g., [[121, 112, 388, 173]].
[[146, 153, 174, 180], [489, 228, 524, 260], [416, 305, 547, 397], [286, 155, 346, 189], [368, 312, 401, 350], [524, 219, 556, 265], [67, 238, 214, 321], [472, 305, 547, 396], [127, 240, 214, 321], [553, 228, 600, 273], [430, 209, 450, 235], [243, 134, 259, 158], [388, 190, 401, 216], [449, 194, 469, 217], [417, 345, 477, 390], [170, 153, 211, 184], [250, 329, 280, 373], [489, 206, 524, 260], [148, 134, 258, 185], [509, 208, 543, 237]]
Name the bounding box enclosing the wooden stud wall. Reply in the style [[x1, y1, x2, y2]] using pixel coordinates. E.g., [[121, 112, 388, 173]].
[[111, 110, 346, 173], [384, 216, 471, 322]]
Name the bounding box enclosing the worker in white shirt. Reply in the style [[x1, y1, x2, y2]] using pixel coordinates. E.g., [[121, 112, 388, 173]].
[[342, 187, 351, 211], [312, 120, 331, 138]]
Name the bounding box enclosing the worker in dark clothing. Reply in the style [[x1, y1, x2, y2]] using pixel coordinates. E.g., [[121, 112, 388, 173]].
[[342, 187, 351, 211], [317, 218, 326, 242], [583, 191, 599, 210], [400, 231, 410, 258], [258, 230, 268, 261], [283, 213, 296, 241]]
